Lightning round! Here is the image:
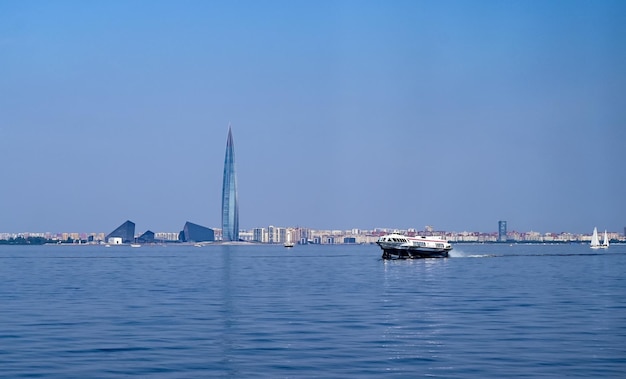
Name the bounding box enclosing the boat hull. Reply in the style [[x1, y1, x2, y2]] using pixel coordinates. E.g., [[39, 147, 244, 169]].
[[378, 243, 451, 259]]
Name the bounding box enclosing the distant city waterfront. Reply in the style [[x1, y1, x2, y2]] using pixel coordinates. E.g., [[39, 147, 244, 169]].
[[1, 225, 624, 245]]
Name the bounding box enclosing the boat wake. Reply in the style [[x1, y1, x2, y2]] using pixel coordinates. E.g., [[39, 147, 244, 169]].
[[449, 250, 615, 259], [448, 249, 495, 258]]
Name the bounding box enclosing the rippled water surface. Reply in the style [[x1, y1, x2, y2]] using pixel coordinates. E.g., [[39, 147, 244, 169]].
[[1, 243, 625, 378]]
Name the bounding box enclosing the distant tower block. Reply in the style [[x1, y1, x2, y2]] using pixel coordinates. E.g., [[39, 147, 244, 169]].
[[221, 125, 239, 241], [498, 221, 507, 242]]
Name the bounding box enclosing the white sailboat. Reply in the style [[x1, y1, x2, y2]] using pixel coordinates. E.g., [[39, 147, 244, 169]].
[[601, 230, 610, 249], [590, 227, 601, 249]]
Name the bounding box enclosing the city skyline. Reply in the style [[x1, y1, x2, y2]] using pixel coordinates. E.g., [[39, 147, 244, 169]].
[[1, 1, 624, 234], [2, 221, 623, 239], [2, 224, 624, 245]]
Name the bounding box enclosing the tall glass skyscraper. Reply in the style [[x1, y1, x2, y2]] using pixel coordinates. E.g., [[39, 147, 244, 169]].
[[221, 126, 239, 241]]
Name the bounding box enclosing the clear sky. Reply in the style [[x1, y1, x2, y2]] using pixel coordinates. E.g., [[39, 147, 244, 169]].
[[1, 0, 624, 235]]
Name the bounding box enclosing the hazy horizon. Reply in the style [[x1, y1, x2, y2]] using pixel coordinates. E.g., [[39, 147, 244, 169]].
[[1, 1, 624, 235]]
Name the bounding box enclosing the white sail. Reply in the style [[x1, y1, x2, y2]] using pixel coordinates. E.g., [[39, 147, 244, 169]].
[[602, 230, 610, 248], [590, 227, 601, 249]]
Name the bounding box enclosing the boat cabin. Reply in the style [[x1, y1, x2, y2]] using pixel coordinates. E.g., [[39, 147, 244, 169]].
[[378, 235, 409, 243]]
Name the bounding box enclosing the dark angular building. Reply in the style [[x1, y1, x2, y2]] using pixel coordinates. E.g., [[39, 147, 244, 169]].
[[137, 230, 155, 244], [221, 126, 239, 241], [179, 221, 214, 243], [106, 220, 135, 243]]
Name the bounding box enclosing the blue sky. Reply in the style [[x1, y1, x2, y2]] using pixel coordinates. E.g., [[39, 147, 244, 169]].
[[1, 0, 624, 234]]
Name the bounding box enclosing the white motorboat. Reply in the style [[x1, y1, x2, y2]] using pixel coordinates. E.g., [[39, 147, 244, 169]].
[[377, 233, 452, 259]]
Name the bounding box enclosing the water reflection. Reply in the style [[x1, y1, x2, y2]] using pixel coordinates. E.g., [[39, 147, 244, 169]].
[[380, 257, 450, 368], [218, 246, 236, 374]]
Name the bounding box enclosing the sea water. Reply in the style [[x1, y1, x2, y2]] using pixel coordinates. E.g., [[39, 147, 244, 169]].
[[1, 243, 625, 378]]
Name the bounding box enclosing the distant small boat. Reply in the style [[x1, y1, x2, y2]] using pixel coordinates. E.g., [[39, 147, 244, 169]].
[[601, 230, 610, 249], [590, 227, 603, 249], [283, 242, 294, 248], [130, 244, 141, 248]]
